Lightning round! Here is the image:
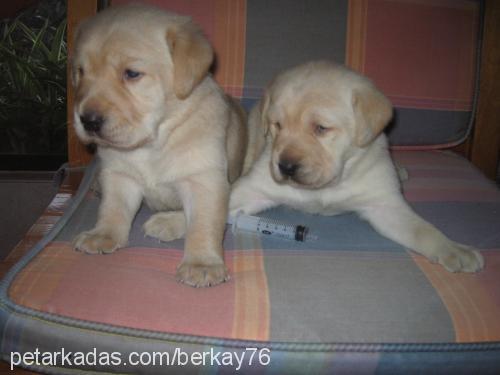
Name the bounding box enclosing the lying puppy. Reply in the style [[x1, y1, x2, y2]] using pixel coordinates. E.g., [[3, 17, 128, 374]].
[[230, 61, 483, 273], [71, 4, 247, 287]]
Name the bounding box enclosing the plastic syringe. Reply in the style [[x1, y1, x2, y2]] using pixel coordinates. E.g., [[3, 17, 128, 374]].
[[228, 211, 317, 242]]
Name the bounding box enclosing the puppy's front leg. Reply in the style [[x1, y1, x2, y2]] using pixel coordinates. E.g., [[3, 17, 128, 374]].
[[73, 171, 142, 254], [229, 162, 279, 216], [175, 172, 230, 287], [358, 196, 484, 272]]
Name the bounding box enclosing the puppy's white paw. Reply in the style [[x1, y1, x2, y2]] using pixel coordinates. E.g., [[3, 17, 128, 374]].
[[176, 261, 229, 288], [143, 211, 186, 242], [73, 230, 123, 254], [437, 243, 484, 273]]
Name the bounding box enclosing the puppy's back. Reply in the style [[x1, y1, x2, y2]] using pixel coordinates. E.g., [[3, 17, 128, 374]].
[[226, 96, 248, 182]]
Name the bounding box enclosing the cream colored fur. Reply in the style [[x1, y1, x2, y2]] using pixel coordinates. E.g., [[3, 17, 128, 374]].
[[72, 4, 247, 287], [230, 61, 483, 273]]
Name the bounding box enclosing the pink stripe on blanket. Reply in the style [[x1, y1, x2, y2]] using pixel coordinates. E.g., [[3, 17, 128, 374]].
[[10, 243, 271, 341]]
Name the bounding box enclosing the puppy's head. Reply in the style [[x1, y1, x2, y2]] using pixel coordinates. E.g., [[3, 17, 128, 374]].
[[71, 4, 213, 149], [260, 61, 392, 189]]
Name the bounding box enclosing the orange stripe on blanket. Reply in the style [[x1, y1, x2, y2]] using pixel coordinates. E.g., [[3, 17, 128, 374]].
[[9, 242, 79, 308], [345, 0, 368, 73], [412, 251, 500, 342], [213, 0, 247, 97], [231, 234, 270, 341]]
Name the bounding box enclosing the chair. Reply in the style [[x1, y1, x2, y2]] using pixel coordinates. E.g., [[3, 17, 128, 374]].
[[1, 0, 499, 373]]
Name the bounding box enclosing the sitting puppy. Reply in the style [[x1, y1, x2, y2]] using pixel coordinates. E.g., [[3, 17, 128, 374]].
[[230, 61, 483, 273], [71, 4, 247, 287]]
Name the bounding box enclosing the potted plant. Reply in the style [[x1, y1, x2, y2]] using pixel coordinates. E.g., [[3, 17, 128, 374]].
[[0, 0, 67, 170]]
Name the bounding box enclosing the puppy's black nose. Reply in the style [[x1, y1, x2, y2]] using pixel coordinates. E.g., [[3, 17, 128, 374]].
[[80, 111, 104, 133], [278, 160, 299, 177]]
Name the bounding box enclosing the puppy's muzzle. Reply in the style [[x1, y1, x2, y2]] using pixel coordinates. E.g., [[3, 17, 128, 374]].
[[278, 159, 300, 177], [80, 111, 105, 134]]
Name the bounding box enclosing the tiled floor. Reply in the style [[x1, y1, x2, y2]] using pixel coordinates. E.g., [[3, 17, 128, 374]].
[[0, 172, 58, 259]]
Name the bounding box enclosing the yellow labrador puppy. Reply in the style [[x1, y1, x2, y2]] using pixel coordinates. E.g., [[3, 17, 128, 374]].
[[230, 61, 483, 273], [72, 4, 247, 287]]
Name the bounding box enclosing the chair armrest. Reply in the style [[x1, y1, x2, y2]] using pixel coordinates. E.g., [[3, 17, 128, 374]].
[[470, 0, 500, 181]]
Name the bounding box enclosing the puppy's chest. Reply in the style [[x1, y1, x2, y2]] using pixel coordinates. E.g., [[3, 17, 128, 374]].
[[283, 185, 356, 216], [106, 151, 184, 211], [142, 182, 181, 211], [136, 163, 183, 211], [291, 197, 350, 216]]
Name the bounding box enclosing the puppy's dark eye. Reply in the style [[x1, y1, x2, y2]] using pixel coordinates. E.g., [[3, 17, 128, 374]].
[[314, 124, 329, 136], [78, 67, 84, 77], [273, 122, 282, 130], [124, 69, 143, 81]]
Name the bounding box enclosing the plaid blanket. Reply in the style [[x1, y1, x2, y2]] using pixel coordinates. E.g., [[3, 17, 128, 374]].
[[1, 150, 499, 373]]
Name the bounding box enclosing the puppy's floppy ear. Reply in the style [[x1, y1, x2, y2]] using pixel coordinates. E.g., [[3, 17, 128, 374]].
[[352, 84, 393, 147], [166, 21, 214, 99]]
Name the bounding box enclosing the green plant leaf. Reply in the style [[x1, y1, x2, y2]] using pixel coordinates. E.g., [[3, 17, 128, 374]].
[[17, 18, 51, 58], [0, 0, 67, 156], [50, 19, 66, 63]]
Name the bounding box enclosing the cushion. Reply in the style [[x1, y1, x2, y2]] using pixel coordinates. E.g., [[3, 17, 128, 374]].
[[112, 0, 480, 149], [1, 150, 499, 373]]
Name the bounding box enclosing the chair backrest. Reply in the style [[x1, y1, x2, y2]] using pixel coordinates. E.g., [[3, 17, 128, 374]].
[[66, 0, 499, 182]]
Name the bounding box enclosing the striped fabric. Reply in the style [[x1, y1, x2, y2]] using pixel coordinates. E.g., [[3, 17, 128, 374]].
[[346, 0, 478, 112], [1, 151, 499, 373], [112, 0, 480, 148]]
